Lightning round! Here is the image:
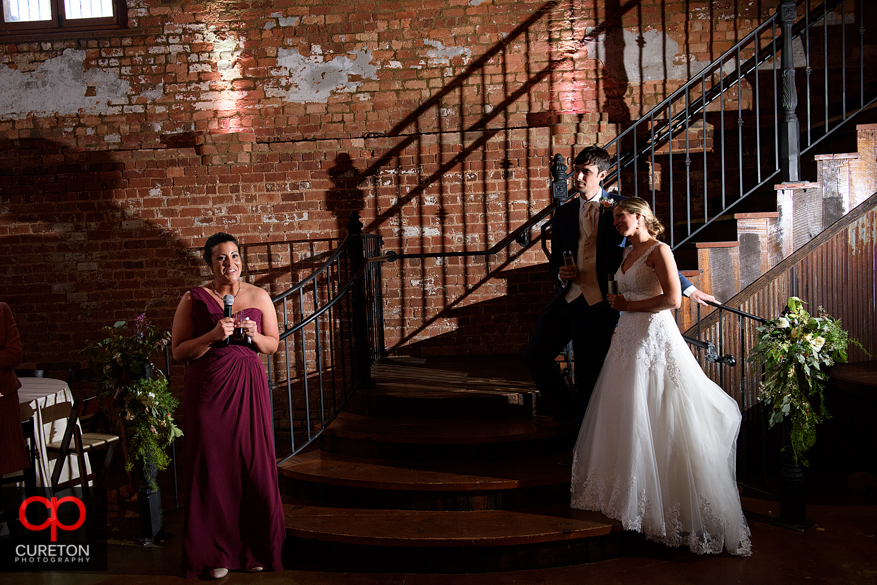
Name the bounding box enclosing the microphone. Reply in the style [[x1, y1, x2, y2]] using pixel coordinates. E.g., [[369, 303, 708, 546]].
[[223, 294, 234, 345]]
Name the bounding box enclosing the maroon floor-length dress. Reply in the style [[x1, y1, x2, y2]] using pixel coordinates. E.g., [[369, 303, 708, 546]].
[[181, 287, 285, 578]]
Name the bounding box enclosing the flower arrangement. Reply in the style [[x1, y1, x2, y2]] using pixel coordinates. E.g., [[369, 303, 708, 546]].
[[599, 195, 615, 214], [81, 313, 181, 484], [750, 297, 863, 465], [122, 376, 183, 487], [81, 313, 172, 399]]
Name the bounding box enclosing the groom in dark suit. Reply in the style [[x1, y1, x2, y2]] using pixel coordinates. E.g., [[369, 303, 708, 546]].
[[523, 146, 714, 427]]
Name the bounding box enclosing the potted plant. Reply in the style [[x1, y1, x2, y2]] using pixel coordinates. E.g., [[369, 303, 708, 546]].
[[750, 296, 864, 528]]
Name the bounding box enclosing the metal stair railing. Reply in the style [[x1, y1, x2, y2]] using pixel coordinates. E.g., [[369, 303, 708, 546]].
[[602, 0, 874, 250], [384, 0, 874, 261], [269, 213, 385, 461]]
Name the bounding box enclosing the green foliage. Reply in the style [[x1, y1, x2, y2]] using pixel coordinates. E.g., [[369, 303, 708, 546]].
[[81, 313, 172, 399], [81, 313, 180, 488], [750, 297, 864, 465], [123, 376, 183, 488]]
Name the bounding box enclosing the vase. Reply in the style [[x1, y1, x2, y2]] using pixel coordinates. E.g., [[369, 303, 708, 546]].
[[774, 419, 814, 531], [135, 454, 166, 545]]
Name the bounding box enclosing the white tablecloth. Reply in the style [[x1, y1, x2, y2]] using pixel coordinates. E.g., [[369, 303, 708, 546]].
[[16, 377, 91, 488]]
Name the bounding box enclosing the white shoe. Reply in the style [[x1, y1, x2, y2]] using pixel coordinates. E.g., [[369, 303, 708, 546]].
[[247, 566, 264, 573], [210, 568, 228, 579]]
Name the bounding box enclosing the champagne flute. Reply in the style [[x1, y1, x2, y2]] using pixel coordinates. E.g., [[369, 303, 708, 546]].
[[563, 250, 575, 268], [232, 312, 246, 341], [607, 274, 619, 295]]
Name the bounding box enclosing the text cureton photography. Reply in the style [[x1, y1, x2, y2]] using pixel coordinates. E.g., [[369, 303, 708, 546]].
[[1, 488, 107, 572], [14, 544, 90, 564]]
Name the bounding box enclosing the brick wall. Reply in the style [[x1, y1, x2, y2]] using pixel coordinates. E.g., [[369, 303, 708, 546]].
[[0, 0, 777, 384]]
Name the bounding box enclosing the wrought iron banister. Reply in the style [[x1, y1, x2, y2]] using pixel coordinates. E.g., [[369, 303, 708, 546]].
[[269, 213, 384, 461], [272, 233, 353, 305], [379, 1, 873, 264], [600, 0, 874, 250], [604, 0, 849, 189]]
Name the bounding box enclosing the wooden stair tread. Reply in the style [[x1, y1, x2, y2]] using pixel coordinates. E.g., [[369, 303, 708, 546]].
[[374, 355, 535, 384], [734, 211, 780, 219], [278, 450, 570, 491], [284, 503, 622, 547], [369, 383, 529, 397], [372, 365, 536, 391], [327, 411, 556, 444]]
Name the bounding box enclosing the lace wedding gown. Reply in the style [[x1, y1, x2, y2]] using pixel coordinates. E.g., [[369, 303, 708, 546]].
[[570, 242, 752, 556]]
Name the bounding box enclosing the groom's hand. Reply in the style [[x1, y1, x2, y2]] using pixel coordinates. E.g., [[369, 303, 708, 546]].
[[688, 289, 717, 306], [558, 265, 577, 282]]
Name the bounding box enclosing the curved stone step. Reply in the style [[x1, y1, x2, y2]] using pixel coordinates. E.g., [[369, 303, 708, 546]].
[[278, 450, 571, 510], [284, 502, 620, 546]]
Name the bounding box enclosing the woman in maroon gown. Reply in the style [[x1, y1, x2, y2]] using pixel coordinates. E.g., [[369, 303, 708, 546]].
[[172, 233, 285, 579]]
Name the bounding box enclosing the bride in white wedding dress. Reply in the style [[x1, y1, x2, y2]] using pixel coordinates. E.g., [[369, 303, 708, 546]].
[[570, 197, 752, 556]]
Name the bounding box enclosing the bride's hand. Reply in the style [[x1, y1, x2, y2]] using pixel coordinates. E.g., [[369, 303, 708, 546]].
[[608, 293, 628, 311]]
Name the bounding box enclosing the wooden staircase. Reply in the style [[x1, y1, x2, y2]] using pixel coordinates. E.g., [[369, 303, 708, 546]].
[[676, 119, 877, 329], [277, 355, 628, 573]]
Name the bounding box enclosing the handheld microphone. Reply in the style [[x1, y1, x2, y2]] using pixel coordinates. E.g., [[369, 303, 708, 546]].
[[223, 294, 234, 345]]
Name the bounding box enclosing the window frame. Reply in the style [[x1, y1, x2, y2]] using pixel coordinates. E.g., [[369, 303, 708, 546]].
[[0, 0, 127, 35]]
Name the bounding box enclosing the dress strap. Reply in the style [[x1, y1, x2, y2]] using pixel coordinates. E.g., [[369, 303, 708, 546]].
[[643, 241, 663, 261]]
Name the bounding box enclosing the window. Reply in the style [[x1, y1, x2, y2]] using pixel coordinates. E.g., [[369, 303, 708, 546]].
[[1, 0, 127, 34]]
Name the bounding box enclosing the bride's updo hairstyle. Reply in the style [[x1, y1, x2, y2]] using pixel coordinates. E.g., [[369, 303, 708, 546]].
[[616, 197, 665, 238]]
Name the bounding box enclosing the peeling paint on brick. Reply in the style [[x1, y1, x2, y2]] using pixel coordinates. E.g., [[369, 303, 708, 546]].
[[395, 226, 441, 238], [583, 28, 710, 83], [423, 39, 472, 67], [0, 49, 130, 118], [267, 47, 378, 103]]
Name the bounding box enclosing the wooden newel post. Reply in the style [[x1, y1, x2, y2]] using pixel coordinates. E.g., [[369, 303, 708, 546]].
[[348, 211, 372, 388], [779, 0, 801, 183]]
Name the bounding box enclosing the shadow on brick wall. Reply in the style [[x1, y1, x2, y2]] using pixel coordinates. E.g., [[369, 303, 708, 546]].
[[0, 138, 199, 383], [400, 264, 555, 357]]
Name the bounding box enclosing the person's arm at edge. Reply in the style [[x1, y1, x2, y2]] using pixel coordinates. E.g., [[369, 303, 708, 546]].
[[0, 303, 23, 370], [678, 272, 718, 306]]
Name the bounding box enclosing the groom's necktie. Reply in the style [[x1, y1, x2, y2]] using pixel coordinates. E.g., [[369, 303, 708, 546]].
[[581, 201, 597, 239]]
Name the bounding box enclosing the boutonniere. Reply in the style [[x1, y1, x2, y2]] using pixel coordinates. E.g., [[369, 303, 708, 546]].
[[598, 196, 614, 214]]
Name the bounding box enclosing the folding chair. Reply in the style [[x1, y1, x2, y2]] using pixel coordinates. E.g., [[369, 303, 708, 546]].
[[0, 418, 38, 494], [46, 397, 122, 510], [67, 367, 134, 494]]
